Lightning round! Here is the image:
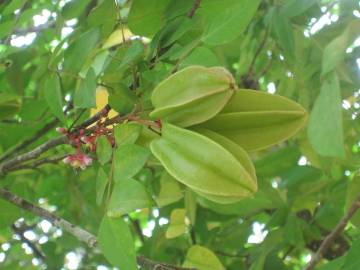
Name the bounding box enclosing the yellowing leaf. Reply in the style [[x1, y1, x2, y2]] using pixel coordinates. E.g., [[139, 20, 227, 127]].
[[166, 208, 188, 239], [102, 28, 133, 50], [90, 86, 118, 118], [183, 245, 224, 270]]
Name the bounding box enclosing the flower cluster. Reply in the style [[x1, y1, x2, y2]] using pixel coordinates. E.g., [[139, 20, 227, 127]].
[[58, 110, 115, 170]]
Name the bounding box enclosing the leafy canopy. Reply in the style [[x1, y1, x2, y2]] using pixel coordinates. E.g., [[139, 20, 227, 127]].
[[0, 0, 359, 270]]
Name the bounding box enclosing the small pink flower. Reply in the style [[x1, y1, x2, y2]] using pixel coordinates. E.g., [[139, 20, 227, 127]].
[[56, 127, 67, 134], [63, 153, 93, 170]]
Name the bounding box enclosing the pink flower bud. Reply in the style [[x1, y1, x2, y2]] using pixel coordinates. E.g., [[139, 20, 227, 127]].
[[56, 127, 67, 134]]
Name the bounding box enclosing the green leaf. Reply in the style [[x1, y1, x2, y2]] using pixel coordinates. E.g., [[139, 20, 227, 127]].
[[318, 256, 346, 270], [308, 73, 345, 158], [156, 172, 183, 207], [185, 188, 197, 225], [183, 245, 224, 270], [108, 86, 136, 114], [284, 213, 304, 247], [272, 8, 295, 60], [74, 68, 97, 109], [0, 93, 22, 121], [64, 28, 100, 74], [200, 0, 261, 45], [119, 40, 145, 68], [107, 179, 152, 217], [0, 199, 21, 229], [150, 123, 257, 204], [128, 0, 171, 37], [96, 135, 112, 165], [98, 216, 137, 270], [113, 144, 150, 182], [165, 208, 187, 239], [150, 66, 235, 127], [340, 237, 360, 270], [180, 47, 220, 68], [281, 0, 317, 18], [114, 122, 142, 146], [321, 21, 360, 76], [198, 89, 307, 151], [96, 167, 108, 206], [346, 175, 360, 226], [43, 75, 65, 123], [61, 0, 91, 20]]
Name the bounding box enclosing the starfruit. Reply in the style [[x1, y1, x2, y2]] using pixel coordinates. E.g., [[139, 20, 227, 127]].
[[197, 89, 307, 151], [150, 123, 257, 204], [150, 66, 236, 127]]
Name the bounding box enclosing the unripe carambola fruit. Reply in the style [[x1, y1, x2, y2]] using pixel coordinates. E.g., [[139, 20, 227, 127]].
[[150, 123, 257, 204], [197, 89, 308, 151], [150, 66, 236, 127]]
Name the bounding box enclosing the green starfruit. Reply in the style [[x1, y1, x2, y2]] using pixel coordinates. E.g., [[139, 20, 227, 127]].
[[192, 127, 257, 204], [197, 89, 307, 151], [150, 66, 236, 127], [150, 123, 257, 204]]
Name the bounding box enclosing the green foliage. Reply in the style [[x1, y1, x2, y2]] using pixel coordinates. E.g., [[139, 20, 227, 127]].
[[98, 216, 138, 270], [0, 0, 359, 269]]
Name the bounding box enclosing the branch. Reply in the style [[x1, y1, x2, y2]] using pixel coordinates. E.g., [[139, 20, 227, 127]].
[[11, 223, 46, 260], [0, 118, 59, 163], [304, 194, 360, 270], [247, 27, 269, 77], [0, 189, 196, 270], [0, 105, 111, 176], [0, 136, 68, 175], [0, 188, 97, 247], [187, 0, 201, 18], [7, 154, 67, 172], [13, 21, 56, 35], [0, 102, 73, 163], [73, 104, 111, 131]]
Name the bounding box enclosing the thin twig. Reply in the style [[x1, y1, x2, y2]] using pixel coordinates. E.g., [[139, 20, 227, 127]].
[[0, 189, 196, 270], [0, 105, 111, 175], [0, 102, 73, 163], [73, 104, 111, 131], [304, 194, 360, 270], [247, 27, 269, 77], [7, 155, 67, 172], [0, 136, 68, 175], [0, 119, 59, 163], [187, 0, 201, 18]]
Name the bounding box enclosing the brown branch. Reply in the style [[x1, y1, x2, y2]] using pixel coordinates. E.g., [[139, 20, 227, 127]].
[[0, 189, 196, 270], [73, 104, 111, 131], [187, 0, 201, 18], [0, 188, 97, 247], [0, 102, 73, 163], [304, 194, 360, 270], [0, 105, 111, 176], [0, 118, 59, 163], [0, 136, 68, 175], [11, 223, 46, 260]]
